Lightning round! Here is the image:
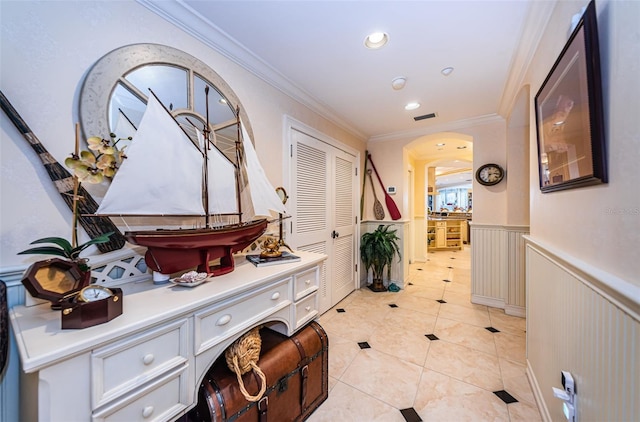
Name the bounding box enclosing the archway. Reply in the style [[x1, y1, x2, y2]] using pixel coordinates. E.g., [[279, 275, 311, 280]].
[[405, 132, 473, 262]]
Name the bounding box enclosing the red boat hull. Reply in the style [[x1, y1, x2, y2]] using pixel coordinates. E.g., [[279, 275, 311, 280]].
[[125, 219, 268, 276]]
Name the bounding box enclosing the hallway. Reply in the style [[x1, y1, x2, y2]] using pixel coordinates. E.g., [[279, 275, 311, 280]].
[[309, 246, 542, 421]]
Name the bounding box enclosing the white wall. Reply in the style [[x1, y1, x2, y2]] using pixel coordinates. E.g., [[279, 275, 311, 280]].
[[0, 0, 365, 268], [524, 0, 640, 419], [527, 0, 640, 285], [367, 117, 508, 225]]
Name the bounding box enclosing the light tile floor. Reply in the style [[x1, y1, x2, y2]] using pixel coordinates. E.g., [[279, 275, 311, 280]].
[[308, 246, 542, 422]]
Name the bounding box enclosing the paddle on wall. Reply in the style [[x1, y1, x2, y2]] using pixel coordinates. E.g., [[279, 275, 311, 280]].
[[367, 154, 402, 220], [0, 91, 126, 253], [367, 169, 385, 220]]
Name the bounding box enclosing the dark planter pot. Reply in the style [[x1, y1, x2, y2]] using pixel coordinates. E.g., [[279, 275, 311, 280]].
[[368, 278, 387, 292]]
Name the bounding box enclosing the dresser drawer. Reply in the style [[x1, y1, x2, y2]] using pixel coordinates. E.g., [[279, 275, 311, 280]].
[[92, 365, 189, 422], [294, 292, 318, 330], [92, 319, 190, 408], [194, 277, 291, 354], [293, 266, 319, 301]]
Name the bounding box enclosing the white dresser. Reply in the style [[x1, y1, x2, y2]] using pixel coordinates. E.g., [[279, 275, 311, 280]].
[[10, 250, 326, 422]]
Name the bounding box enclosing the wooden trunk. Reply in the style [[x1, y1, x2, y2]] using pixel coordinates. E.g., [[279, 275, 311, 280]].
[[184, 321, 328, 422]]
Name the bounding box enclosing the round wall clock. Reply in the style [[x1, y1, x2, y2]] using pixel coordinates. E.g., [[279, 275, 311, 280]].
[[475, 163, 505, 186]]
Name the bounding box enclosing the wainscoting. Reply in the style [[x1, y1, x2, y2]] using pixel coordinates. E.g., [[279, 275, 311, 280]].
[[470, 223, 529, 317], [525, 237, 639, 421]]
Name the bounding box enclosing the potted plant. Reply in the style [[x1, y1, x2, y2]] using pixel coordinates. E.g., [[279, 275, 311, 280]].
[[360, 224, 401, 292]]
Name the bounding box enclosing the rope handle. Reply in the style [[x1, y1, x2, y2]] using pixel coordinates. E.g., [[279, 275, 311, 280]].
[[231, 356, 267, 402]]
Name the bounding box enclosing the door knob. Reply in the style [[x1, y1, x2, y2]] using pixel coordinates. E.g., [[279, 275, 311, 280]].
[[331, 230, 340, 239]]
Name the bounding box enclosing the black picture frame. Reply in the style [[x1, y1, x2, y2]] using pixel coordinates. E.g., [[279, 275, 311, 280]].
[[534, 1, 607, 193]]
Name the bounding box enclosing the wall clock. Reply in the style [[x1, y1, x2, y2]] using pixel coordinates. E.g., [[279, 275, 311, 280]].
[[475, 163, 505, 186]]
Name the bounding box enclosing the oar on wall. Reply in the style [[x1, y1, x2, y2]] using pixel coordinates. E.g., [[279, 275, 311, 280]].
[[360, 150, 368, 220], [0, 91, 126, 253], [367, 154, 402, 220]]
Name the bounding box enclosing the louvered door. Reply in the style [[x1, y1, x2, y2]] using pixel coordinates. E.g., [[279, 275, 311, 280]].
[[290, 128, 357, 314]]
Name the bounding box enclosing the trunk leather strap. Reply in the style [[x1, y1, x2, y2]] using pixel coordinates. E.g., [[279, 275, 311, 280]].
[[300, 365, 309, 409], [258, 396, 268, 422], [291, 335, 309, 410]]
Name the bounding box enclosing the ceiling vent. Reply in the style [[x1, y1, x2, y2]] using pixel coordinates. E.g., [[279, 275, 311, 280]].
[[414, 112, 437, 121]]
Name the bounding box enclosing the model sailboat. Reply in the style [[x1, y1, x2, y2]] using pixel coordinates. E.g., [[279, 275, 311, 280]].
[[96, 91, 286, 277]]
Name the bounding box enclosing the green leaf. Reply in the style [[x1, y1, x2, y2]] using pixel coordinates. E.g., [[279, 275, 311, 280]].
[[17, 246, 69, 258], [69, 232, 115, 258], [83, 231, 114, 245], [29, 237, 73, 255]]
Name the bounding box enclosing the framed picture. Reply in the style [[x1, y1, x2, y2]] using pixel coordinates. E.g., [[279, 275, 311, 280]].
[[534, 0, 607, 193]]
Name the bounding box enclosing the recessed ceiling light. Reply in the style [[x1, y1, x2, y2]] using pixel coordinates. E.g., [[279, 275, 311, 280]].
[[364, 32, 389, 49], [436, 143, 446, 147], [457, 146, 467, 149], [441, 67, 454, 76], [405, 102, 420, 110]]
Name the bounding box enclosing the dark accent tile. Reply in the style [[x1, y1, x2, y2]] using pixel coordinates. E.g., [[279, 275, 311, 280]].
[[358, 342, 371, 349], [442, 279, 451, 283], [389, 303, 398, 308], [417, 268, 423, 271], [336, 308, 346, 313], [436, 299, 447, 303], [408, 282, 414, 285], [450, 257, 456, 259], [493, 390, 518, 404], [485, 326, 500, 333], [425, 334, 439, 341], [400, 407, 422, 422], [447, 266, 454, 269]]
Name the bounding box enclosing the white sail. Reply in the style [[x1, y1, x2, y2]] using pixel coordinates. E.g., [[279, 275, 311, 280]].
[[197, 129, 238, 215], [240, 122, 288, 220], [97, 93, 285, 222], [97, 94, 205, 215]]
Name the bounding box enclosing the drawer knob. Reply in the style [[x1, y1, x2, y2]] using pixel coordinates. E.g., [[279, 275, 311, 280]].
[[305, 280, 311, 285], [142, 354, 155, 365], [271, 292, 280, 300], [216, 314, 232, 326], [305, 306, 311, 312], [142, 406, 154, 418]]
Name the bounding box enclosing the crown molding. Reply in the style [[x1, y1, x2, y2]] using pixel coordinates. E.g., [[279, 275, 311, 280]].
[[368, 114, 505, 144], [498, 0, 557, 117], [136, 0, 367, 140]]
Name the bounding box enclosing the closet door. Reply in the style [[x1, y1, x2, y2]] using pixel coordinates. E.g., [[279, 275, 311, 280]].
[[290, 129, 357, 314]]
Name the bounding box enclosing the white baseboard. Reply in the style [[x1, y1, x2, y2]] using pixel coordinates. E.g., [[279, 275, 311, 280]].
[[504, 304, 525, 317], [526, 359, 551, 422], [470, 294, 504, 309]]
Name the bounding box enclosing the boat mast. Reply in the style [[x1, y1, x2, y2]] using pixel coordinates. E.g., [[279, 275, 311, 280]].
[[203, 86, 211, 228], [235, 106, 243, 222]]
